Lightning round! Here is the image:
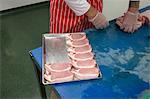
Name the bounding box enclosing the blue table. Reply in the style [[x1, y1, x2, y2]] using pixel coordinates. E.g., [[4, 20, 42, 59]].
[[30, 6, 150, 99]]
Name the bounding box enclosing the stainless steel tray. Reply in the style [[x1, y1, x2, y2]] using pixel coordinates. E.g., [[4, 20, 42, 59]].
[[42, 32, 102, 85]]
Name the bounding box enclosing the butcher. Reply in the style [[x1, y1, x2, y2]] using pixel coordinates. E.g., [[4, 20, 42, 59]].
[[50, 0, 148, 33]]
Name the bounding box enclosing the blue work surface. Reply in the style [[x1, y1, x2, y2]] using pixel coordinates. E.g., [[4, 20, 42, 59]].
[[30, 7, 150, 99]]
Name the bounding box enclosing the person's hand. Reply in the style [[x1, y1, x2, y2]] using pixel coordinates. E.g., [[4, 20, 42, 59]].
[[116, 15, 142, 32], [88, 12, 109, 29], [120, 11, 140, 33], [86, 6, 109, 29]]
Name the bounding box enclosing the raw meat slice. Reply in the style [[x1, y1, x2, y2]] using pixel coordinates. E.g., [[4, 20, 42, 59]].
[[45, 70, 50, 75], [45, 63, 72, 72], [68, 52, 94, 61], [66, 33, 86, 41], [72, 59, 96, 68], [72, 68, 99, 80], [140, 10, 150, 25], [66, 38, 89, 47], [67, 45, 92, 54], [74, 77, 79, 80], [44, 71, 73, 83]]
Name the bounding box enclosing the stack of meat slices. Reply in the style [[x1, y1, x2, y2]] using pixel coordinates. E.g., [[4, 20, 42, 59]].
[[44, 33, 100, 84], [66, 33, 100, 80], [44, 63, 73, 83]]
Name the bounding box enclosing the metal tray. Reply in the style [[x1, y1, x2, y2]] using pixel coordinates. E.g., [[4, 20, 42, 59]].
[[42, 32, 102, 85]]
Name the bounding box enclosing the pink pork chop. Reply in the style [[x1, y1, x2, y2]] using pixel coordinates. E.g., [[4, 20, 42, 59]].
[[140, 10, 150, 25], [45, 63, 72, 72], [45, 70, 50, 75], [66, 33, 86, 41], [72, 59, 96, 69], [44, 71, 73, 83], [66, 38, 89, 47], [72, 67, 99, 80], [68, 52, 94, 61], [67, 45, 92, 54]]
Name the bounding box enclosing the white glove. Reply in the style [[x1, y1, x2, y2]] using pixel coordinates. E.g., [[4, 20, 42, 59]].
[[116, 16, 142, 32], [89, 12, 109, 29], [120, 11, 140, 33]]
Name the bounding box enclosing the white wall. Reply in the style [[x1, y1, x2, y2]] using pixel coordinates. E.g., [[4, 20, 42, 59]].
[[0, 0, 48, 11], [103, 0, 150, 21]]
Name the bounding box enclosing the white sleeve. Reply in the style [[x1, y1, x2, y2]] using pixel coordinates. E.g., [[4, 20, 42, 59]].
[[64, 0, 91, 16]]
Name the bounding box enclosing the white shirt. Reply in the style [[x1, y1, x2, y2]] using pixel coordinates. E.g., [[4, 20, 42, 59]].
[[64, 0, 91, 16]]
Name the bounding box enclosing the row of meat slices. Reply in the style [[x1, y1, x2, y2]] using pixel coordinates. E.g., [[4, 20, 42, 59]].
[[67, 33, 100, 80], [45, 59, 96, 71], [66, 33, 97, 68], [44, 33, 100, 83], [44, 63, 99, 83]]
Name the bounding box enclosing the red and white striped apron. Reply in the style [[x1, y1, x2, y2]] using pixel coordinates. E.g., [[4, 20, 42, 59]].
[[50, 0, 103, 33]]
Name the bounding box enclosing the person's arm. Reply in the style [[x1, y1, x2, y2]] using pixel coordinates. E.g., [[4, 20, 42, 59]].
[[64, 0, 109, 29], [117, 0, 141, 33], [128, 0, 140, 13]]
